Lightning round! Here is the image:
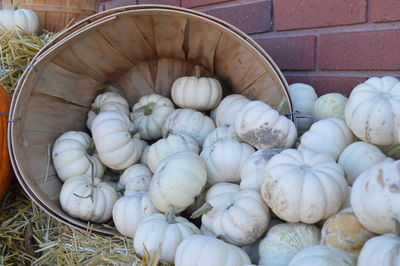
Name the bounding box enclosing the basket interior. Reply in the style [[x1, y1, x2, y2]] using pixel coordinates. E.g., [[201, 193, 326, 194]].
[[10, 7, 290, 234]]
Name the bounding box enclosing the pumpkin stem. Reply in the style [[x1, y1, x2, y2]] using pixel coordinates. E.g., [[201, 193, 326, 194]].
[[166, 206, 176, 224], [143, 102, 156, 116], [276, 98, 287, 115], [86, 140, 95, 156], [194, 65, 201, 79], [386, 145, 400, 159], [90, 105, 100, 114], [233, 134, 244, 143], [393, 214, 400, 235], [191, 202, 213, 219], [13, 3, 20, 10], [129, 129, 140, 138]]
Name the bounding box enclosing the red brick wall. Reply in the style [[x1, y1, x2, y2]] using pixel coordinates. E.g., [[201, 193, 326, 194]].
[[3, 0, 398, 95]]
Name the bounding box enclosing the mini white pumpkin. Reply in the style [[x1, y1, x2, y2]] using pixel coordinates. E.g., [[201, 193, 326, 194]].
[[258, 223, 321, 266], [52, 131, 104, 182], [112, 191, 157, 237], [201, 183, 270, 245], [149, 151, 207, 213], [171, 66, 222, 111], [261, 149, 348, 223], [298, 118, 355, 160], [214, 94, 251, 127], [175, 235, 251, 266], [133, 212, 201, 263], [91, 111, 143, 170], [351, 158, 400, 234], [147, 134, 199, 173], [240, 148, 282, 191], [59, 175, 118, 223], [140, 145, 150, 165], [345, 76, 400, 146], [130, 94, 174, 140], [321, 208, 375, 257], [288, 245, 355, 266], [288, 83, 318, 135], [338, 141, 386, 185], [313, 93, 348, 121], [162, 108, 215, 146], [357, 234, 400, 266], [200, 139, 255, 184], [86, 91, 130, 130], [117, 164, 152, 192], [235, 100, 297, 149], [0, 4, 39, 34], [203, 125, 240, 149]]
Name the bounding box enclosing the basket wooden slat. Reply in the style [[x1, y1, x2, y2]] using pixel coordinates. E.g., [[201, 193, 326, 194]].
[[9, 6, 293, 236]]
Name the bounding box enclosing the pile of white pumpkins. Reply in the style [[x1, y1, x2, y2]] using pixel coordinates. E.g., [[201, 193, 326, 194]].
[[52, 67, 400, 266]]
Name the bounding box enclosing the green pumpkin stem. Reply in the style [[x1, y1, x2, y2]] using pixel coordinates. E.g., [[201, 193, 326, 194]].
[[276, 98, 287, 115], [194, 65, 201, 79], [386, 145, 400, 159], [166, 206, 176, 224], [13, 3, 20, 10], [86, 140, 95, 156], [143, 102, 156, 116], [91, 105, 100, 114], [190, 202, 213, 219]]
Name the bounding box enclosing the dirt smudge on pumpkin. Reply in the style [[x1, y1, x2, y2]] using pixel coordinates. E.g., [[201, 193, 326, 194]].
[[376, 169, 385, 188], [388, 183, 400, 194], [240, 124, 287, 149]]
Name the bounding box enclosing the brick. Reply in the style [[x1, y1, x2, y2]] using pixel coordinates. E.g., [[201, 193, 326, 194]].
[[371, 0, 400, 22], [320, 29, 400, 71], [102, 0, 137, 10], [182, 0, 229, 8], [274, 0, 367, 31], [198, 1, 271, 34], [138, 0, 180, 5], [284, 75, 368, 96], [256, 36, 316, 71]]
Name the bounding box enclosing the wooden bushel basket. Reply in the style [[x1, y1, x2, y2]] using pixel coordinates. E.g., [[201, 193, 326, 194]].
[[9, 5, 293, 235], [3, 0, 100, 32]]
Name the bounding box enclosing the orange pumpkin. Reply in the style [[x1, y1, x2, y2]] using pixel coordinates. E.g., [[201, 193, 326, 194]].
[[0, 85, 12, 200]]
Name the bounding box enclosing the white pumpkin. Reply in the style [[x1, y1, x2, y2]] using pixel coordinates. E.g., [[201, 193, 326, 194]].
[[203, 125, 239, 149], [130, 94, 174, 140], [351, 158, 400, 234], [200, 139, 255, 184], [258, 223, 321, 266], [133, 213, 201, 263], [313, 93, 348, 121], [52, 131, 104, 182], [357, 234, 400, 266], [240, 148, 282, 191], [261, 149, 348, 223], [288, 245, 355, 266], [288, 83, 318, 135], [345, 76, 400, 145], [202, 183, 270, 245], [175, 235, 251, 266], [338, 141, 386, 185], [59, 175, 118, 223], [112, 191, 157, 237], [140, 145, 150, 166], [235, 100, 297, 149], [321, 208, 375, 257], [171, 66, 222, 111], [147, 134, 199, 173], [149, 151, 207, 213], [214, 94, 251, 127], [91, 111, 143, 170], [117, 164, 152, 192], [0, 4, 39, 34], [298, 118, 355, 160], [162, 108, 215, 146], [86, 91, 130, 130]]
